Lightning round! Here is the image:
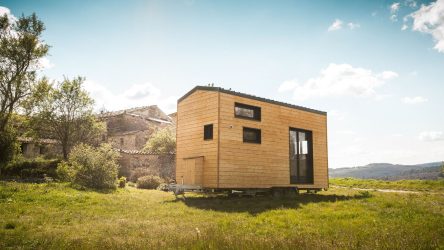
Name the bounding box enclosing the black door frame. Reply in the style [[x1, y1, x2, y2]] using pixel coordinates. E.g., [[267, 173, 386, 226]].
[[289, 127, 314, 184]]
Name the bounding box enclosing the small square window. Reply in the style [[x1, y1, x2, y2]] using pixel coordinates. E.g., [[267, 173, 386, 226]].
[[243, 127, 261, 144], [204, 124, 213, 140]]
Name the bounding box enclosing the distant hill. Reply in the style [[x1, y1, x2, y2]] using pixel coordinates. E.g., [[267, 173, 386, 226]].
[[329, 162, 444, 180]]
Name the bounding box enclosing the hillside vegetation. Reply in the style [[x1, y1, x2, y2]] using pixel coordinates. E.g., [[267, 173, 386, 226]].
[[329, 162, 443, 180], [1, 181, 443, 249]]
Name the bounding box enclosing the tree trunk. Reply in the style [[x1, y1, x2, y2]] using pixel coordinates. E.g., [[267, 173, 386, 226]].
[[62, 143, 68, 160]]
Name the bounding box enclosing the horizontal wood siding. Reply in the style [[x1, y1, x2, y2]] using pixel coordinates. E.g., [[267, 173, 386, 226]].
[[176, 90, 218, 188], [218, 92, 328, 189]]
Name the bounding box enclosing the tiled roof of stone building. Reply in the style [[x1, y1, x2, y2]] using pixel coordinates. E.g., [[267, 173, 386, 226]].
[[115, 148, 174, 155], [18, 137, 58, 144], [98, 105, 172, 122]]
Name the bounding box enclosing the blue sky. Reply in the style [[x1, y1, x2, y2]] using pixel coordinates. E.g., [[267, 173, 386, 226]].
[[2, 0, 443, 168]]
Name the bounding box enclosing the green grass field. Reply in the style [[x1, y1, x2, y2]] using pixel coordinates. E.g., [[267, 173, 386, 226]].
[[1, 181, 443, 249], [330, 178, 444, 192]]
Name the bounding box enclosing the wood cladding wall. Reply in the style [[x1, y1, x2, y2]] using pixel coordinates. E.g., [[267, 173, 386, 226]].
[[176, 87, 328, 189], [176, 90, 219, 187], [218, 92, 328, 189]]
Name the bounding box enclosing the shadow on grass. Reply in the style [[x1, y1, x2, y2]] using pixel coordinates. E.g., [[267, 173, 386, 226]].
[[176, 192, 371, 215]]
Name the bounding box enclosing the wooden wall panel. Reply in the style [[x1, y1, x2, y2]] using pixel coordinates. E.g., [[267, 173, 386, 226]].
[[218, 92, 328, 189], [177, 88, 328, 189], [176, 90, 219, 187]]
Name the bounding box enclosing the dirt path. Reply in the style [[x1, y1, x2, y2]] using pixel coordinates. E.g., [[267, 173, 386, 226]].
[[330, 185, 440, 194]]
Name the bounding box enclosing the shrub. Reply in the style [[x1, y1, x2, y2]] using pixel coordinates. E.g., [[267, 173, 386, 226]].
[[69, 143, 119, 189], [2, 157, 60, 179], [56, 161, 74, 182], [0, 127, 19, 169], [142, 128, 176, 154], [129, 168, 154, 183], [137, 175, 163, 189], [118, 176, 126, 188]]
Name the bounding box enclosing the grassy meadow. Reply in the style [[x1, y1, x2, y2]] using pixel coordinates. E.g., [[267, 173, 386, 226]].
[[0, 181, 443, 249], [331, 178, 444, 192]]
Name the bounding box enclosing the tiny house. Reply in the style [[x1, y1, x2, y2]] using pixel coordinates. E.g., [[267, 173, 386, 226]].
[[176, 86, 328, 193]]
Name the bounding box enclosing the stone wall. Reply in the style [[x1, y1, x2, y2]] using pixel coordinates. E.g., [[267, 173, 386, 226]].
[[19, 138, 62, 159], [118, 150, 175, 181]]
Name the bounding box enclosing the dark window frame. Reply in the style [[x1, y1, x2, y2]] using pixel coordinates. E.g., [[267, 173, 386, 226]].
[[289, 127, 314, 184], [204, 124, 213, 140], [243, 127, 261, 144], [234, 102, 261, 121]]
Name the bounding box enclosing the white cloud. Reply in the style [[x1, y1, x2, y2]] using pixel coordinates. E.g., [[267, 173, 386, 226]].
[[83, 81, 177, 113], [409, 0, 444, 53], [391, 2, 401, 13], [419, 131, 444, 141], [403, 96, 428, 104], [328, 19, 360, 31], [37, 57, 55, 70], [379, 70, 398, 80], [347, 22, 360, 30], [278, 79, 298, 92], [328, 19, 343, 31], [390, 2, 401, 21], [280, 63, 398, 101], [401, 24, 409, 30], [0, 6, 17, 22]]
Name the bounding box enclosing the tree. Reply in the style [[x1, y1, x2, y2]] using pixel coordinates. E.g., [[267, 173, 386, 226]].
[[26, 77, 104, 159], [0, 126, 19, 168], [0, 12, 49, 133], [143, 128, 176, 179], [143, 128, 176, 154]]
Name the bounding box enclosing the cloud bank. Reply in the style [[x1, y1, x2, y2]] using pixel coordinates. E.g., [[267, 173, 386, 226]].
[[84, 81, 177, 114], [279, 63, 398, 101], [409, 0, 444, 53]]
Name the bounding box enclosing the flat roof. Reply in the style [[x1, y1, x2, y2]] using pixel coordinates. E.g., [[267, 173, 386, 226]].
[[178, 86, 327, 116]]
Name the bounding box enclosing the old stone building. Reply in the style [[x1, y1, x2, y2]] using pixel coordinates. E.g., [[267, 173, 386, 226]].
[[99, 106, 176, 180], [18, 137, 61, 158], [98, 105, 175, 151], [15, 105, 176, 180]]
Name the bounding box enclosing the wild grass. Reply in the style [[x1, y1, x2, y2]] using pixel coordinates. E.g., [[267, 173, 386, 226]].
[[331, 177, 444, 192], [0, 181, 443, 249]]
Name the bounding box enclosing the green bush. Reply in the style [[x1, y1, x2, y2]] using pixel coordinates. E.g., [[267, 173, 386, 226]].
[[118, 176, 126, 188], [56, 161, 74, 182], [136, 175, 163, 189], [129, 168, 154, 182], [0, 127, 19, 169], [1, 157, 60, 179], [69, 143, 119, 189]]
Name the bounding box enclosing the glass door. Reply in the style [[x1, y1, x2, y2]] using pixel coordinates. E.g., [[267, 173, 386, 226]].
[[289, 128, 313, 184]]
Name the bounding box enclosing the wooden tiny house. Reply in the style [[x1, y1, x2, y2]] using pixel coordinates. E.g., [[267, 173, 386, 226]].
[[176, 86, 328, 192]]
